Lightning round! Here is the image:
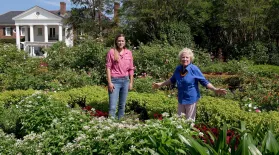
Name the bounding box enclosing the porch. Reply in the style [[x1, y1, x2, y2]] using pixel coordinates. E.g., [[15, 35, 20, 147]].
[[21, 41, 58, 57], [16, 24, 64, 56]]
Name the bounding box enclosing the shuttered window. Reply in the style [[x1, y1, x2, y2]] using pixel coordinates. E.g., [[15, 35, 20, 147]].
[[5, 27, 11, 36], [21, 27, 25, 36], [38, 28, 43, 36]]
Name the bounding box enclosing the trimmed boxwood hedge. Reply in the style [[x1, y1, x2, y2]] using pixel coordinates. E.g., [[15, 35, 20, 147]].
[[1, 86, 279, 133], [197, 96, 279, 133]]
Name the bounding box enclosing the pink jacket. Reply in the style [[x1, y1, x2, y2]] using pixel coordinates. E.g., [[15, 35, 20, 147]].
[[106, 48, 134, 77]]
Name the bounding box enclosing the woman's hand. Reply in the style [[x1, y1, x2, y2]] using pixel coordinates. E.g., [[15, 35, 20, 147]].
[[152, 82, 162, 89], [129, 82, 133, 90], [214, 88, 227, 95], [108, 82, 115, 93]]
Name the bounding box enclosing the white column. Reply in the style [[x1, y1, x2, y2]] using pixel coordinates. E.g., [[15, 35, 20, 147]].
[[30, 25, 34, 42], [24, 26, 28, 42], [32, 46, 35, 56], [44, 25, 48, 42], [16, 25, 20, 49], [59, 25, 63, 41]]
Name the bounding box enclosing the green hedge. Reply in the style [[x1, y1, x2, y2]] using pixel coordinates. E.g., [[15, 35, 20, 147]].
[[0, 89, 34, 106], [1, 86, 279, 133], [50, 85, 177, 115], [197, 96, 279, 133], [248, 65, 279, 77], [51, 86, 279, 132], [0, 39, 16, 44]]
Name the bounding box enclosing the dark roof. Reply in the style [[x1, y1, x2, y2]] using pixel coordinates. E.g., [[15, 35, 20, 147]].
[[0, 11, 23, 24], [0, 9, 71, 25]]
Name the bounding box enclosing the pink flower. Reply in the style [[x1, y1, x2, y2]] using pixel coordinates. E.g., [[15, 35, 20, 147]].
[[255, 109, 261, 113]]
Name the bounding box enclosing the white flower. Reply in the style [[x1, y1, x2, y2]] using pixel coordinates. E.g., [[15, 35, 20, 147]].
[[130, 145, 136, 151], [199, 132, 204, 137], [83, 126, 90, 130], [162, 112, 169, 117], [108, 134, 115, 139], [190, 123, 195, 128], [103, 126, 110, 130], [52, 119, 58, 124], [141, 148, 148, 152], [75, 134, 86, 142], [139, 139, 144, 144], [248, 103, 252, 107], [26, 104, 32, 108], [176, 125, 183, 129]]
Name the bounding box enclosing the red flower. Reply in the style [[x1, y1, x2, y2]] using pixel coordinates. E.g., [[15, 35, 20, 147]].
[[153, 113, 163, 120]]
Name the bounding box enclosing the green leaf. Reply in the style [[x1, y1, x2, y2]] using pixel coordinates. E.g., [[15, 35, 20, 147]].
[[148, 135, 157, 147], [263, 130, 279, 154], [178, 134, 209, 155], [177, 149, 187, 154]]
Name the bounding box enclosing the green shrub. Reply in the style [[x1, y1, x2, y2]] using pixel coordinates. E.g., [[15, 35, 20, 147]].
[[240, 41, 269, 64], [45, 40, 107, 84], [159, 21, 193, 47], [248, 64, 279, 77], [2, 86, 279, 134], [197, 96, 279, 133], [132, 76, 155, 93], [0, 89, 34, 106], [133, 43, 212, 80], [201, 59, 253, 74], [51, 86, 279, 133], [0, 39, 16, 44], [0, 92, 70, 138], [0, 43, 26, 74]]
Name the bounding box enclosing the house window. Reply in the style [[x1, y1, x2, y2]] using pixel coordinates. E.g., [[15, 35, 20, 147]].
[[38, 28, 43, 36], [21, 27, 25, 36], [49, 28, 56, 38], [5, 27, 11, 36]]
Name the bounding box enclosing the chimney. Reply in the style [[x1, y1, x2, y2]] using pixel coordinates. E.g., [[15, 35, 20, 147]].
[[60, 2, 66, 15], [114, 2, 120, 24]]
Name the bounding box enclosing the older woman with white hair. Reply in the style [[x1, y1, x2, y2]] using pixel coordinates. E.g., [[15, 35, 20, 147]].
[[153, 48, 226, 120]]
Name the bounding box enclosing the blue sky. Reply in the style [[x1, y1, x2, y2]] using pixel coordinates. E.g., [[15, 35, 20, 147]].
[[0, 0, 73, 15]]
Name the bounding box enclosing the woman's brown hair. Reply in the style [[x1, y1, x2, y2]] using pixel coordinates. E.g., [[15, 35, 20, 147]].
[[114, 34, 125, 62]]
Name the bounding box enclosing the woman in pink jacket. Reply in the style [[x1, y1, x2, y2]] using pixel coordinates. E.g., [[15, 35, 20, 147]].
[[106, 34, 134, 119]]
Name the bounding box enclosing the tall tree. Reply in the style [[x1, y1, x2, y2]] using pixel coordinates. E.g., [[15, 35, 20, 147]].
[[120, 0, 212, 45], [67, 0, 114, 38], [204, 0, 271, 59], [266, 0, 279, 46]]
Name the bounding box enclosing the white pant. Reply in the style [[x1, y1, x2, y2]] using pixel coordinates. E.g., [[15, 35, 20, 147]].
[[177, 102, 197, 121]]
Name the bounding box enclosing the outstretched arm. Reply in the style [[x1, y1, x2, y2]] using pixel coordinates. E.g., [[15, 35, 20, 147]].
[[206, 83, 227, 95], [152, 79, 172, 89]]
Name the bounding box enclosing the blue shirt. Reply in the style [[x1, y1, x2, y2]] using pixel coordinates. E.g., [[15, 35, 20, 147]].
[[170, 63, 209, 104]]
